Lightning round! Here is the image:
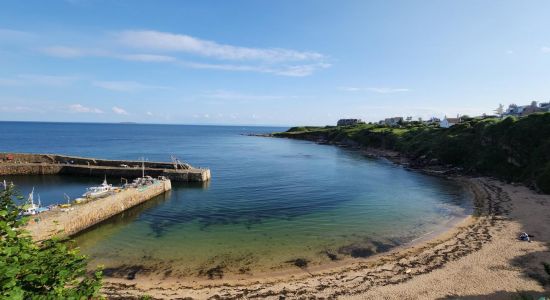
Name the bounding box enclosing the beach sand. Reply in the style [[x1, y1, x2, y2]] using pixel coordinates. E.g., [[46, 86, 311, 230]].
[[102, 177, 550, 299]]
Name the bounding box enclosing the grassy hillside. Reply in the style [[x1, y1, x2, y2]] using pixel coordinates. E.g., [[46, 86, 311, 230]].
[[275, 113, 550, 194]]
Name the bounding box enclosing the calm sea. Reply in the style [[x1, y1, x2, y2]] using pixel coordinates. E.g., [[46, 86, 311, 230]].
[[0, 121, 471, 279]]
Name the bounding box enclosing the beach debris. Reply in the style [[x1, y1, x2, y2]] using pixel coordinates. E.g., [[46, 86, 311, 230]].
[[199, 265, 224, 279], [323, 250, 339, 261], [519, 232, 533, 242], [103, 265, 149, 280], [286, 258, 309, 269]]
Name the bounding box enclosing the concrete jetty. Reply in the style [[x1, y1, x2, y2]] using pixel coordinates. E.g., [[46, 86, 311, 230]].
[[25, 177, 172, 241], [0, 153, 210, 182]]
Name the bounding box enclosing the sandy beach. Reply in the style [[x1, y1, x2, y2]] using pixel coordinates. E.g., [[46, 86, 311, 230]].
[[101, 177, 550, 299]]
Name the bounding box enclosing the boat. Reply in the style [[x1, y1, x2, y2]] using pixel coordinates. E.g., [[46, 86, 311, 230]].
[[83, 177, 113, 199], [21, 188, 48, 215]]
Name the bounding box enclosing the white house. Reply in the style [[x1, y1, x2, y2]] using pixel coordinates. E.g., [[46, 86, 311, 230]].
[[440, 117, 461, 128]]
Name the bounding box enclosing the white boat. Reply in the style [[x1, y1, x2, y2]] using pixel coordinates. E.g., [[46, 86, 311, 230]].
[[21, 188, 47, 215], [83, 177, 113, 199]]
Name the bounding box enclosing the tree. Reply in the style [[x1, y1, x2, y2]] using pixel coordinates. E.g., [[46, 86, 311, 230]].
[[0, 183, 102, 299], [495, 103, 504, 116]]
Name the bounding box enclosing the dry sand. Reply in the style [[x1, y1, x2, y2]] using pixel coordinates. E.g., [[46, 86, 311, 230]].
[[103, 178, 550, 299]]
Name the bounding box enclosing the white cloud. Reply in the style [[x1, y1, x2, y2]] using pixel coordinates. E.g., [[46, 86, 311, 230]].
[[0, 74, 78, 87], [542, 46, 550, 53], [18, 74, 79, 86], [93, 80, 168, 92], [112, 106, 129, 115], [0, 105, 33, 112], [116, 30, 324, 62], [365, 87, 410, 94], [180, 60, 329, 77], [41, 46, 88, 58], [69, 104, 103, 113], [118, 53, 176, 62], [40, 30, 329, 77], [146, 111, 153, 116], [339, 86, 410, 94], [201, 90, 290, 101], [506, 50, 514, 55], [41, 46, 176, 63]]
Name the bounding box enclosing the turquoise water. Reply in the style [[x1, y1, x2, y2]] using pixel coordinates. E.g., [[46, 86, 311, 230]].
[[0, 122, 471, 279]]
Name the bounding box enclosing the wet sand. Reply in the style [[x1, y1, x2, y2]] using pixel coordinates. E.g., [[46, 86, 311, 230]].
[[102, 177, 550, 299]]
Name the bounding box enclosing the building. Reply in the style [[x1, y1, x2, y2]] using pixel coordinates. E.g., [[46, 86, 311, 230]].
[[504, 101, 549, 117], [383, 117, 403, 126], [440, 117, 461, 128], [337, 119, 363, 126]]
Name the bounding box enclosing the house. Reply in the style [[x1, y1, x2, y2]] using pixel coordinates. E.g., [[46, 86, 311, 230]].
[[337, 119, 363, 126], [426, 117, 441, 124], [504, 101, 547, 117], [440, 117, 461, 128], [384, 117, 403, 126]]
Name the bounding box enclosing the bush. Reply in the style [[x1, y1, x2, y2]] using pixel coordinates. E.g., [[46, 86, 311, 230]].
[[0, 184, 103, 299]]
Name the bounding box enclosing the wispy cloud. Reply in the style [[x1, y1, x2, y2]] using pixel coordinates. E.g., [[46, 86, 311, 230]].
[[339, 86, 410, 94], [41, 46, 94, 58], [18, 74, 79, 87], [118, 53, 176, 62], [39, 30, 329, 76], [0, 74, 79, 87], [201, 90, 290, 101], [115, 30, 324, 62], [92, 80, 168, 92], [69, 104, 103, 113], [112, 106, 129, 115], [542, 46, 550, 53], [0, 105, 34, 112]]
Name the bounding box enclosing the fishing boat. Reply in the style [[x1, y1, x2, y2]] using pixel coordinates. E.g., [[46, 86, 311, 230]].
[[83, 177, 113, 199], [21, 188, 48, 215]]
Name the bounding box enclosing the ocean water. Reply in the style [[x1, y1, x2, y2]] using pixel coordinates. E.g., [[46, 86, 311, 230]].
[[0, 122, 471, 279]]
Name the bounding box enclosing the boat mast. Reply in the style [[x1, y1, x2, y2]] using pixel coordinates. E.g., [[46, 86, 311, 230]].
[[142, 157, 145, 177], [29, 187, 35, 206]]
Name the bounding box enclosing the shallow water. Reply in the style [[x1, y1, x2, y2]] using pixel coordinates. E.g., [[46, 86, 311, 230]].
[[0, 122, 471, 278]]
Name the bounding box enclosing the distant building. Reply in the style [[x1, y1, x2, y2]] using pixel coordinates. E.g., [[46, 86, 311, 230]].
[[440, 116, 462, 128], [427, 117, 441, 124], [504, 101, 549, 117], [337, 119, 363, 126], [384, 117, 403, 126]]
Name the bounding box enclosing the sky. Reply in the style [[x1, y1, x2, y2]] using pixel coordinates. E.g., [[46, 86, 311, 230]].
[[1, 0, 550, 126]]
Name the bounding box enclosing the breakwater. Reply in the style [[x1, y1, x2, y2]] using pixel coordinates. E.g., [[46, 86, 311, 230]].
[[0, 153, 210, 182], [25, 178, 172, 241]]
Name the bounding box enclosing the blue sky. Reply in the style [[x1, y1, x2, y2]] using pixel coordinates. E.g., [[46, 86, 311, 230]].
[[1, 0, 550, 126]]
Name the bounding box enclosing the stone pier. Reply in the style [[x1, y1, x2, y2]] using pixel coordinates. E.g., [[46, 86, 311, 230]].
[[0, 153, 211, 182], [25, 178, 172, 241]]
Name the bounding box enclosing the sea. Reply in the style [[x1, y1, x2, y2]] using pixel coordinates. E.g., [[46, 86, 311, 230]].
[[0, 121, 472, 279]]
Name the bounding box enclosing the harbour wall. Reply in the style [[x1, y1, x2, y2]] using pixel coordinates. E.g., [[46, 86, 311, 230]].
[[25, 179, 172, 241], [0, 153, 211, 182]]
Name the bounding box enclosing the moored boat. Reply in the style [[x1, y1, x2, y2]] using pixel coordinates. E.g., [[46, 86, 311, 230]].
[[83, 177, 113, 199]]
